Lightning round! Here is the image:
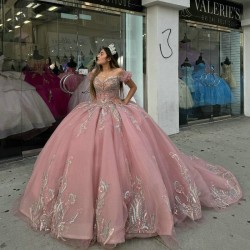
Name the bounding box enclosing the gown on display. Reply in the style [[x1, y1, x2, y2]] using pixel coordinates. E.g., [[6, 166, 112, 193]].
[[221, 63, 237, 89], [180, 66, 195, 94], [17, 70, 242, 249], [178, 78, 194, 109], [192, 63, 234, 106], [24, 65, 71, 119], [0, 71, 55, 139], [58, 68, 84, 95], [67, 76, 91, 112]]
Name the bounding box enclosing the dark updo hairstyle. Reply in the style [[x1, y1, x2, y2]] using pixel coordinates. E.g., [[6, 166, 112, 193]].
[[90, 46, 123, 99]]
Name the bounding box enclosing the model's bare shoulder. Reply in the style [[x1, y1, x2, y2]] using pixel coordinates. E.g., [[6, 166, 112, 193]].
[[115, 67, 124, 74]]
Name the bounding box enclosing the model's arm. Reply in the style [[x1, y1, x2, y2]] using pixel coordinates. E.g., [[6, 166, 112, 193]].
[[123, 79, 137, 105]]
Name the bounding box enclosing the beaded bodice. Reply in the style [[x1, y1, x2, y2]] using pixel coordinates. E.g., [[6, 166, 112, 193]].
[[94, 76, 121, 103], [181, 66, 194, 78]]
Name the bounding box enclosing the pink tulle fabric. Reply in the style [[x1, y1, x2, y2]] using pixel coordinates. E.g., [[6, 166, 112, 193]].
[[119, 71, 132, 82], [17, 70, 242, 249]]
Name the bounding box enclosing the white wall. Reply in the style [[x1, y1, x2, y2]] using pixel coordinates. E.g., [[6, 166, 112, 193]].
[[142, 0, 189, 135], [241, 4, 250, 116]]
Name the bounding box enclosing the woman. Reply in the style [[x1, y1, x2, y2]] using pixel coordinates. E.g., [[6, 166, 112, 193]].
[[17, 44, 242, 249]]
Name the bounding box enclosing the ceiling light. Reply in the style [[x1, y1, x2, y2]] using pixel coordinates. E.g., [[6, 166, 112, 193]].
[[79, 14, 91, 20], [7, 18, 12, 22], [26, 3, 35, 8], [32, 3, 40, 9], [8, 29, 13, 32], [0, 24, 3, 27], [61, 13, 78, 20], [16, 11, 22, 15], [35, 14, 43, 18], [48, 6, 58, 11], [24, 20, 31, 24], [15, 25, 20, 29]]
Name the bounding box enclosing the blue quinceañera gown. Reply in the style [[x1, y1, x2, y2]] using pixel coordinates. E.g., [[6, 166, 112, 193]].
[[17, 70, 242, 249], [192, 63, 233, 106]]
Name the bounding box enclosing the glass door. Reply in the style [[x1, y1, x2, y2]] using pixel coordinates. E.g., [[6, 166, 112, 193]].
[[179, 21, 242, 125]]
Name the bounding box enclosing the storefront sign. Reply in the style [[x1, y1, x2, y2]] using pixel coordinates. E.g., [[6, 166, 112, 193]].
[[81, 0, 143, 12], [180, 0, 243, 29]]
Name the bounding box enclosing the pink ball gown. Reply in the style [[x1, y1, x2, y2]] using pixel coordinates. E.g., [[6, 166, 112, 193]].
[[18, 70, 242, 249]]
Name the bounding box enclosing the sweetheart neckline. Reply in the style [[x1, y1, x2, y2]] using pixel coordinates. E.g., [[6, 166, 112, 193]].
[[95, 75, 119, 83]]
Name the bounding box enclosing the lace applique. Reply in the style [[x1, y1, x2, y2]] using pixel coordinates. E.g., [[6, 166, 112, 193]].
[[169, 152, 202, 220], [125, 177, 156, 234], [204, 161, 242, 208], [96, 180, 114, 244], [97, 103, 122, 131], [76, 74, 144, 134], [120, 105, 141, 131], [30, 156, 81, 239], [77, 104, 97, 136]]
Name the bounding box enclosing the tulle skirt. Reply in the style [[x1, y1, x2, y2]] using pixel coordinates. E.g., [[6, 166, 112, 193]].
[[17, 101, 242, 248]]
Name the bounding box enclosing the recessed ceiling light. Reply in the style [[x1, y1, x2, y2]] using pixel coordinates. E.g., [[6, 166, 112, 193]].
[[16, 11, 22, 15], [15, 25, 20, 29], [24, 20, 31, 24], [48, 6, 58, 11], [35, 14, 43, 18], [32, 3, 40, 9], [26, 3, 35, 8], [7, 18, 12, 22]]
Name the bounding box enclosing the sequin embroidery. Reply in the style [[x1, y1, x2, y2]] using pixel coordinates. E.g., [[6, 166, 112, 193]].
[[30, 156, 81, 239], [169, 152, 202, 220]]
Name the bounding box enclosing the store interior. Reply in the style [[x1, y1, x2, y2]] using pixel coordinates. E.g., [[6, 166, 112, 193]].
[[178, 21, 243, 125]]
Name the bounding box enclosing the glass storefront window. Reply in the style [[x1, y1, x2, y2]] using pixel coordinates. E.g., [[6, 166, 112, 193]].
[[125, 13, 144, 107], [179, 21, 243, 125], [0, 1, 144, 161]]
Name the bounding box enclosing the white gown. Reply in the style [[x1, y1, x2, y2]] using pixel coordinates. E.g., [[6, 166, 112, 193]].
[[0, 71, 56, 139], [179, 78, 194, 109]]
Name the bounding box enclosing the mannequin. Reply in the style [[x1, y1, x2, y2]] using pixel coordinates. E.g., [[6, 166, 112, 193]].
[[195, 53, 206, 65], [220, 57, 237, 89], [181, 57, 195, 94], [181, 57, 192, 68], [33, 46, 44, 60]]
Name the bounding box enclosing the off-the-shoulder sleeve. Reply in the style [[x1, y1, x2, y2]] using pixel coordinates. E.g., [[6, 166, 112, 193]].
[[119, 70, 132, 83]]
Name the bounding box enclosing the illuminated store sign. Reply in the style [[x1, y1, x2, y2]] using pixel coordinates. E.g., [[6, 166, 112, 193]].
[[180, 0, 243, 29], [81, 0, 143, 12]]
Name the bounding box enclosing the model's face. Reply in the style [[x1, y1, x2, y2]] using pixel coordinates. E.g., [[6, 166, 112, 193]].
[[97, 49, 110, 66]]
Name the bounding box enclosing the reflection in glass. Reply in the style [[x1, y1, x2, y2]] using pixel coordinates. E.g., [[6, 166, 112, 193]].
[[179, 21, 242, 125], [0, 1, 125, 160]]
